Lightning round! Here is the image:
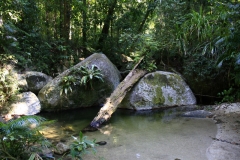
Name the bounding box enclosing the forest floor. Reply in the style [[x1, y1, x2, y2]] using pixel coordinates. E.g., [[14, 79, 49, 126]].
[[206, 103, 240, 160]]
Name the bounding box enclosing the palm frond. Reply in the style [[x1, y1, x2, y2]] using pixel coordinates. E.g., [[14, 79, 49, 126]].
[[0, 115, 46, 134]]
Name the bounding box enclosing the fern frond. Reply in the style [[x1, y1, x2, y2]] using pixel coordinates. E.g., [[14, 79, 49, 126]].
[[0, 115, 46, 134]]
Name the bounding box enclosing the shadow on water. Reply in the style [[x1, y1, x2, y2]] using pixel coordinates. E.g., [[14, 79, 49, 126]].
[[39, 106, 217, 160]]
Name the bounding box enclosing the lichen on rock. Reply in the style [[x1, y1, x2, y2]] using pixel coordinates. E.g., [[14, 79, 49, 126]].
[[119, 71, 196, 110]]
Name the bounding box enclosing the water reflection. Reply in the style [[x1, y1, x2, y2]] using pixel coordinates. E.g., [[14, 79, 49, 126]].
[[40, 107, 217, 160]]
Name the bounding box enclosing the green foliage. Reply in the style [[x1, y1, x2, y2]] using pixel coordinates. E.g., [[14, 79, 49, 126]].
[[0, 0, 75, 76], [1, 0, 240, 104], [182, 51, 228, 101], [213, 2, 240, 102], [218, 87, 235, 103], [14, 34, 72, 75], [217, 81, 240, 103], [69, 131, 97, 159], [119, 33, 158, 71], [153, 0, 240, 102], [60, 75, 76, 96], [78, 65, 104, 88], [0, 55, 18, 112], [183, 54, 218, 80], [115, 3, 145, 33], [0, 115, 51, 160], [0, 115, 46, 134], [60, 65, 104, 95], [175, 4, 229, 57], [28, 153, 44, 160]]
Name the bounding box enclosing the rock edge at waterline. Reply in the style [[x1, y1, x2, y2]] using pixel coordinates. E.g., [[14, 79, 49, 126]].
[[207, 103, 240, 160]]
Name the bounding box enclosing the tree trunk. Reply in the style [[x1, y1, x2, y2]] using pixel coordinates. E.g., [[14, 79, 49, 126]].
[[59, 0, 71, 42], [82, 0, 87, 54], [63, 0, 71, 42], [59, 0, 64, 38], [97, 0, 117, 50], [138, 0, 158, 33], [91, 57, 147, 128]]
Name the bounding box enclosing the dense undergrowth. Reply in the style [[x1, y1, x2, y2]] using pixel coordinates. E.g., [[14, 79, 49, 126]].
[[0, 0, 239, 114]]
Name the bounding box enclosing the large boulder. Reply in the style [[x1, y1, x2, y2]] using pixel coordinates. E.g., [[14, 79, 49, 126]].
[[18, 71, 53, 94], [119, 71, 196, 110], [7, 92, 41, 116], [38, 53, 121, 111]]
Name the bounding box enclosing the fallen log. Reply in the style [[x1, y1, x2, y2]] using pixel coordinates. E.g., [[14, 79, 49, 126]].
[[90, 57, 147, 128]]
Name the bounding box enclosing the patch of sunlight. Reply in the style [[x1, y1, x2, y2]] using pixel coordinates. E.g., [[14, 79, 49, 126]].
[[149, 22, 155, 29], [112, 136, 118, 145], [40, 127, 60, 139]]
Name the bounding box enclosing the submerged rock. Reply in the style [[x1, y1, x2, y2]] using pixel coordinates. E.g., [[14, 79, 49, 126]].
[[119, 71, 196, 110], [54, 142, 70, 155], [96, 141, 107, 145], [38, 53, 121, 111], [82, 125, 98, 132], [182, 110, 212, 118]]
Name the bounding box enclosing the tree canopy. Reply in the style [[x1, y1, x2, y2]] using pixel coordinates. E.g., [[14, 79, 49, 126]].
[[0, 0, 240, 103]]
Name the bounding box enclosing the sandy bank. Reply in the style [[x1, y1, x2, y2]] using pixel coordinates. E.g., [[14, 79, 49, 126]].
[[207, 103, 240, 160]]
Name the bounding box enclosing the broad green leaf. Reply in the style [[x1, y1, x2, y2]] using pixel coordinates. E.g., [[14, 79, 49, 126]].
[[64, 88, 68, 95]]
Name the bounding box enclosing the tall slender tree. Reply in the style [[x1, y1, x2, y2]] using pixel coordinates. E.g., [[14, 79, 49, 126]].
[[82, 0, 87, 54], [138, 0, 158, 33], [97, 0, 117, 50]]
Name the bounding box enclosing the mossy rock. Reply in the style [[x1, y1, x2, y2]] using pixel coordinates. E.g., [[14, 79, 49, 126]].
[[119, 71, 196, 110], [38, 53, 121, 111]]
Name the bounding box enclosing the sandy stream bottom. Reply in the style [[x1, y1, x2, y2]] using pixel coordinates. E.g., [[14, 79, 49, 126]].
[[81, 118, 216, 160], [41, 110, 217, 160]]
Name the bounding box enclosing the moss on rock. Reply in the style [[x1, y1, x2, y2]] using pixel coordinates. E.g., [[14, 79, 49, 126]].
[[119, 71, 196, 110], [38, 53, 121, 111], [153, 87, 165, 105]]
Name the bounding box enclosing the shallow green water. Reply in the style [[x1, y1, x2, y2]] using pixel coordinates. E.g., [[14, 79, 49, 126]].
[[40, 107, 217, 160]]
